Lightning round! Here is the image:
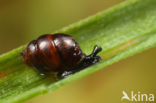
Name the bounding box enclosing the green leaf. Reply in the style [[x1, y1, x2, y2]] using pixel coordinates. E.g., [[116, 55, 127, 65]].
[[0, 0, 156, 102]]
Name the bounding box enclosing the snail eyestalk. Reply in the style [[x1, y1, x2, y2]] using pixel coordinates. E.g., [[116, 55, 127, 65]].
[[90, 45, 102, 57]]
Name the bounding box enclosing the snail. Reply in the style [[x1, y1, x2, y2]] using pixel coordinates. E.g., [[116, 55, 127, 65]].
[[21, 33, 102, 79]]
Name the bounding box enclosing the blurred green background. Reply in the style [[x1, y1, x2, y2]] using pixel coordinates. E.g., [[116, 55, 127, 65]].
[[0, 0, 155, 103]]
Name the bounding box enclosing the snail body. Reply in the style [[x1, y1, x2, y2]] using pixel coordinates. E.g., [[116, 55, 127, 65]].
[[21, 33, 102, 79]]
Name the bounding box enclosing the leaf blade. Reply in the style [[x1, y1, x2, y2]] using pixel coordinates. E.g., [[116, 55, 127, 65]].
[[0, 0, 156, 102]]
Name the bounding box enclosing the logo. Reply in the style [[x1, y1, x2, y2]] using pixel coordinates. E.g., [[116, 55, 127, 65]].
[[121, 91, 154, 102]]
